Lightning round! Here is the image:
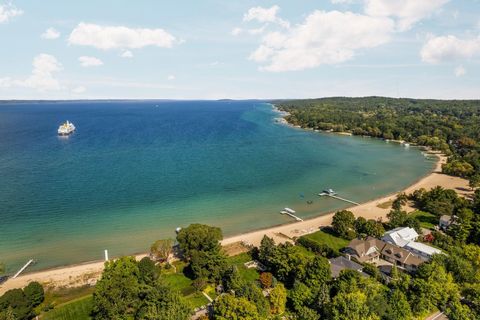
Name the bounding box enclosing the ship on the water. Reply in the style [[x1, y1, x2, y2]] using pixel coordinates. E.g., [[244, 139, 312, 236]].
[[57, 121, 76, 136]]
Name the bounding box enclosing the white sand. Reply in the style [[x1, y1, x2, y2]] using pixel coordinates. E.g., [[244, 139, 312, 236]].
[[0, 154, 471, 295]]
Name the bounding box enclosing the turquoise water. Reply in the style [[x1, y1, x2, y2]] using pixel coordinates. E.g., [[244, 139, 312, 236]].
[[0, 101, 434, 272]]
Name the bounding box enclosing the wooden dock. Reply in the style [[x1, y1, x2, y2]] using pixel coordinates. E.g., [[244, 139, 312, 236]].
[[280, 210, 303, 221], [12, 259, 34, 279], [318, 193, 359, 205]]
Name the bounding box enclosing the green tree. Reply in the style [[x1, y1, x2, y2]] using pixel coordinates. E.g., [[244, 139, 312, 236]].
[[330, 291, 372, 320], [214, 294, 259, 320], [176, 224, 223, 258], [269, 283, 287, 315], [23, 282, 44, 307], [189, 249, 227, 281], [258, 235, 276, 268], [332, 210, 356, 239], [296, 306, 320, 320], [150, 239, 174, 262], [387, 209, 408, 228], [469, 174, 480, 190], [135, 283, 191, 320], [0, 289, 34, 320], [304, 256, 331, 289], [445, 299, 476, 320], [384, 290, 412, 320], [289, 281, 313, 311], [92, 256, 141, 319], [363, 219, 385, 238], [138, 257, 159, 285]]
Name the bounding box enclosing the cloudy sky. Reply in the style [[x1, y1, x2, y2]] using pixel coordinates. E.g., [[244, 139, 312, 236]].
[[0, 0, 479, 99]]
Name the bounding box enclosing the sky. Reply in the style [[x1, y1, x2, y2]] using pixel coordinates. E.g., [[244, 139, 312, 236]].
[[0, 0, 479, 100]]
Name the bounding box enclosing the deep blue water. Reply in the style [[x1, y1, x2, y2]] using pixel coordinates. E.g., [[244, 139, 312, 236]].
[[0, 100, 435, 271]]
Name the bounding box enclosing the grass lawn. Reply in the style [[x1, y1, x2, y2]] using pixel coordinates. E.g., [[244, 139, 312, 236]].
[[300, 228, 349, 251], [227, 252, 260, 283], [410, 210, 437, 229], [42, 295, 93, 320]]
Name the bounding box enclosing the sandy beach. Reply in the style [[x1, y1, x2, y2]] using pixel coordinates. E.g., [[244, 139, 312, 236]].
[[0, 153, 471, 295]]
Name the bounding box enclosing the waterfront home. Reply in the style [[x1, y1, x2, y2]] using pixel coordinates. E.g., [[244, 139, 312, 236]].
[[404, 241, 442, 260], [381, 243, 424, 272], [439, 215, 457, 231], [329, 256, 365, 278], [345, 237, 385, 263], [382, 227, 419, 247]]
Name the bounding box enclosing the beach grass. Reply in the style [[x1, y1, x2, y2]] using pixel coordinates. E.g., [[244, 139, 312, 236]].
[[409, 210, 437, 229], [300, 228, 349, 251], [377, 200, 393, 209], [42, 295, 93, 320]]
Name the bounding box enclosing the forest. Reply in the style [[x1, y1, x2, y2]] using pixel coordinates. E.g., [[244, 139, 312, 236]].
[[275, 97, 480, 183]]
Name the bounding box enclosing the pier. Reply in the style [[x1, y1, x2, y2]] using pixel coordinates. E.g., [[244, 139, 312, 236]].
[[12, 259, 34, 279], [280, 208, 303, 221], [318, 190, 360, 205]]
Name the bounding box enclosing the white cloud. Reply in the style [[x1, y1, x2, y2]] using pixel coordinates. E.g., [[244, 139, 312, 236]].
[[41, 27, 60, 40], [78, 56, 103, 67], [68, 22, 178, 50], [232, 26, 266, 36], [364, 0, 449, 31], [331, 0, 355, 3], [249, 10, 394, 72], [0, 54, 63, 91], [120, 50, 133, 58], [420, 35, 480, 63], [454, 65, 466, 77], [167, 75, 175, 80], [0, 4, 23, 23], [72, 86, 86, 93], [243, 5, 290, 28], [231, 27, 243, 36]]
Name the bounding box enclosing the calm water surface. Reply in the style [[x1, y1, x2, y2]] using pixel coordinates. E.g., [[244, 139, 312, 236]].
[[0, 101, 434, 271]]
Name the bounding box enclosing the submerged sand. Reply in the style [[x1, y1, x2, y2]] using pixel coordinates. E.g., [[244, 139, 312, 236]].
[[0, 154, 472, 295]]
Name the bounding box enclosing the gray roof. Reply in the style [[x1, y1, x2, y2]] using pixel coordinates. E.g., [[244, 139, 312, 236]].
[[329, 256, 363, 278]]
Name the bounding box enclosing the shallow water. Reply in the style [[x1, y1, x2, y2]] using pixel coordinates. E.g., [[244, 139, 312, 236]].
[[0, 100, 434, 272]]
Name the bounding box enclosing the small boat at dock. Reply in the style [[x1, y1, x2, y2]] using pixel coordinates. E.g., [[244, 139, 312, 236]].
[[319, 189, 337, 196]]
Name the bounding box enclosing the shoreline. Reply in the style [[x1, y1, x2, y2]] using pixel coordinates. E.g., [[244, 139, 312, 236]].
[[0, 152, 472, 295]]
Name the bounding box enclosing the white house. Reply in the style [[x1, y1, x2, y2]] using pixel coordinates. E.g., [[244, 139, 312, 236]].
[[404, 241, 442, 260], [382, 227, 419, 247], [382, 227, 442, 261]]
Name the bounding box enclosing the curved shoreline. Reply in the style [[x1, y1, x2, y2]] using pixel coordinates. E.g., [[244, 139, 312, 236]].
[[0, 152, 471, 295]]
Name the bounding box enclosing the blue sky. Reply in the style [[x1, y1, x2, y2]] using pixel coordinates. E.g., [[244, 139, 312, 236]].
[[0, 0, 479, 99]]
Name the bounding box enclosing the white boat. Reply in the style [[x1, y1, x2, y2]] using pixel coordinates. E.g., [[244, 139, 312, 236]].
[[284, 207, 296, 214], [58, 121, 76, 135], [319, 189, 337, 196]]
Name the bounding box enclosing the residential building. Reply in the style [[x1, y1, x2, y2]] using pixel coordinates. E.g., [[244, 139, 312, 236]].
[[381, 243, 424, 272], [328, 256, 365, 278], [382, 227, 419, 247], [404, 241, 442, 260], [345, 237, 385, 263], [439, 215, 457, 231]]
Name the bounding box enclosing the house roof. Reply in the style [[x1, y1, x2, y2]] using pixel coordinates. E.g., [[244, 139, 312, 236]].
[[404, 241, 442, 256], [382, 227, 419, 247], [381, 243, 423, 267], [439, 215, 451, 224], [347, 237, 386, 263], [329, 256, 363, 278]]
